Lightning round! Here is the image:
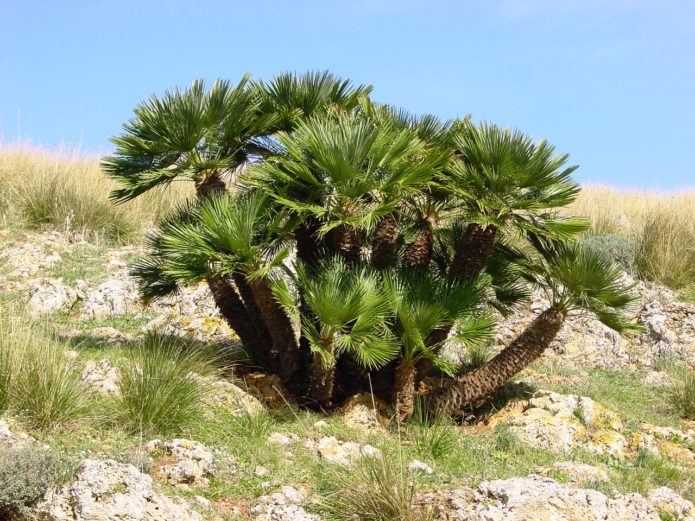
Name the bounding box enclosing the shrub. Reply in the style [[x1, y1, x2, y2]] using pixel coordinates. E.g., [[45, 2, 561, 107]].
[[320, 454, 434, 521], [12, 337, 87, 429], [581, 234, 637, 273], [118, 333, 219, 435], [0, 446, 68, 517], [665, 371, 695, 420]]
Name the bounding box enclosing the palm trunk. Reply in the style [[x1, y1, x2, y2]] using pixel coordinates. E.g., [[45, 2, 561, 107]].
[[403, 221, 433, 268], [248, 277, 304, 395], [393, 359, 416, 422], [371, 214, 399, 269], [194, 170, 226, 198], [295, 217, 324, 270], [309, 336, 335, 407], [207, 275, 261, 351], [232, 272, 274, 365], [433, 305, 566, 413], [449, 223, 497, 280], [328, 224, 361, 265]]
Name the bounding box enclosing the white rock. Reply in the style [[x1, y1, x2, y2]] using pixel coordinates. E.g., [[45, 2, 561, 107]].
[[251, 485, 322, 521], [26, 278, 78, 315], [30, 459, 204, 520], [81, 278, 140, 318], [648, 487, 695, 519], [408, 459, 433, 474], [81, 359, 121, 396], [147, 438, 217, 488], [315, 436, 381, 466], [268, 432, 300, 445]]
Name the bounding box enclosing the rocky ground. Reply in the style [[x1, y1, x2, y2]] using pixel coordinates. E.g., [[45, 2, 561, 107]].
[[1, 228, 694, 521]]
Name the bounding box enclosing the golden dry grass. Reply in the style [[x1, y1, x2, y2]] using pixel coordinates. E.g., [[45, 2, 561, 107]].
[[0, 144, 191, 243], [566, 185, 695, 288]]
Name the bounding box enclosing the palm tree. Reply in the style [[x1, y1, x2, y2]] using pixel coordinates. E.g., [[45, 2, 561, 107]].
[[433, 242, 641, 414]]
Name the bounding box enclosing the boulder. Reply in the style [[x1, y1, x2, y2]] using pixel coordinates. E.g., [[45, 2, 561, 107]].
[[251, 485, 322, 521], [536, 461, 610, 483], [648, 487, 695, 520], [311, 436, 381, 466], [147, 438, 217, 488], [81, 359, 121, 396], [338, 393, 389, 432], [80, 279, 140, 319], [30, 459, 204, 520], [26, 278, 79, 315]]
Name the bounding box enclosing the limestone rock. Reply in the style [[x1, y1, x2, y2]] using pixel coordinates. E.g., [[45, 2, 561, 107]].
[[536, 461, 610, 483], [90, 326, 135, 344], [81, 279, 140, 319], [648, 487, 695, 519], [421, 476, 660, 521], [0, 419, 37, 448], [251, 485, 322, 521], [338, 393, 389, 432], [147, 438, 217, 488], [30, 459, 204, 520], [408, 459, 434, 474], [26, 278, 79, 315], [504, 390, 626, 457], [81, 359, 121, 396], [268, 432, 300, 446], [200, 377, 266, 416], [313, 436, 381, 466]]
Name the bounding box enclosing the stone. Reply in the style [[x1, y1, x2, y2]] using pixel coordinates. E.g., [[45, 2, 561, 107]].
[[255, 466, 270, 477], [420, 476, 660, 521], [81, 359, 121, 396], [251, 485, 322, 521], [338, 393, 389, 432], [502, 390, 627, 457], [408, 459, 434, 474], [200, 377, 266, 416], [268, 432, 300, 446], [194, 495, 212, 510], [314, 436, 381, 466], [81, 278, 140, 319], [30, 459, 204, 520], [644, 370, 676, 387], [26, 278, 79, 315], [90, 326, 135, 344], [313, 420, 329, 429], [648, 487, 695, 519], [147, 438, 217, 488], [0, 419, 37, 448], [536, 461, 610, 483]]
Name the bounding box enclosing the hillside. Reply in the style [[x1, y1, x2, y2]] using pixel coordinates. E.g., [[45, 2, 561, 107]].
[[0, 147, 694, 521]]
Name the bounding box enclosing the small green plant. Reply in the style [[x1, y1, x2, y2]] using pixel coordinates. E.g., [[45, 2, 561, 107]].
[[492, 423, 520, 452], [466, 343, 492, 370], [0, 446, 70, 517], [406, 396, 457, 460], [665, 371, 695, 420], [229, 409, 276, 438], [320, 453, 434, 521], [118, 333, 219, 435], [12, 335, 87, 429]]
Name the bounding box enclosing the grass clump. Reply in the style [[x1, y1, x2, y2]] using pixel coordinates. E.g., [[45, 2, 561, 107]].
[[320, 454, 433, 521], [1, 312, 86, 428], [0, 446, 70, 518], [581, 234, 637, 273], [665, 371, 695, 420], [118, 333, 219, 435], [406, 396, 457, 461]]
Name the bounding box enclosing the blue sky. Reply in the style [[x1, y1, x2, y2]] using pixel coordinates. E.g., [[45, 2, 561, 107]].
[[1, 0, 693, 189]]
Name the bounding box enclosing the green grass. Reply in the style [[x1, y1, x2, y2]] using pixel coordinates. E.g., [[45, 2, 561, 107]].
[[665, 371, 695, 420], [117, 333, 220, 435]]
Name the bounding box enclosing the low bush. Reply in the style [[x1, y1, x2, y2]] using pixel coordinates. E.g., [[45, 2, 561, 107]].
[[0, 446, 68, 517], [581, 234, 637, 273], [406, 396, 457, 460], [118, 333, 219, 435]]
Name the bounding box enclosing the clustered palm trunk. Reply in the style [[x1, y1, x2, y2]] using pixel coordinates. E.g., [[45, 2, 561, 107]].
[[104, 71, 638, 421]]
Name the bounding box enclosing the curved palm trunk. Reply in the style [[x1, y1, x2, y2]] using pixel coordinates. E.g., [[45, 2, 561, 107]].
[[433, 305, 566, 414], [309, 337, 335, 407], [402, 221, 433, 268], [393, 359, 416, 422], [248, 277, 304, 394], [371, 214, 399, 269], [449, 223, 497, 280], [207, 275, 261, 352]]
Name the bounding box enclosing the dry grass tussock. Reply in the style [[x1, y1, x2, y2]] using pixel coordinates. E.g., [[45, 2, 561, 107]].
[[0, 144, 191, 243], [566, 185, 695, 289]]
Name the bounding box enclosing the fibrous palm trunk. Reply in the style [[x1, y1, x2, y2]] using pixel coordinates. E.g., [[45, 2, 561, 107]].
[[449, 223, 497, 280], [402, 221, 433, 268], [207, 275, 262, 352], [248, 277, 304, 395], [309, 337, 335, 407], [433, 305, 566, 413], [392, 359, 416, 422], [371, 214, 399, 269], [232, 272, 274, 367], [328, 224, 361, 265]]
